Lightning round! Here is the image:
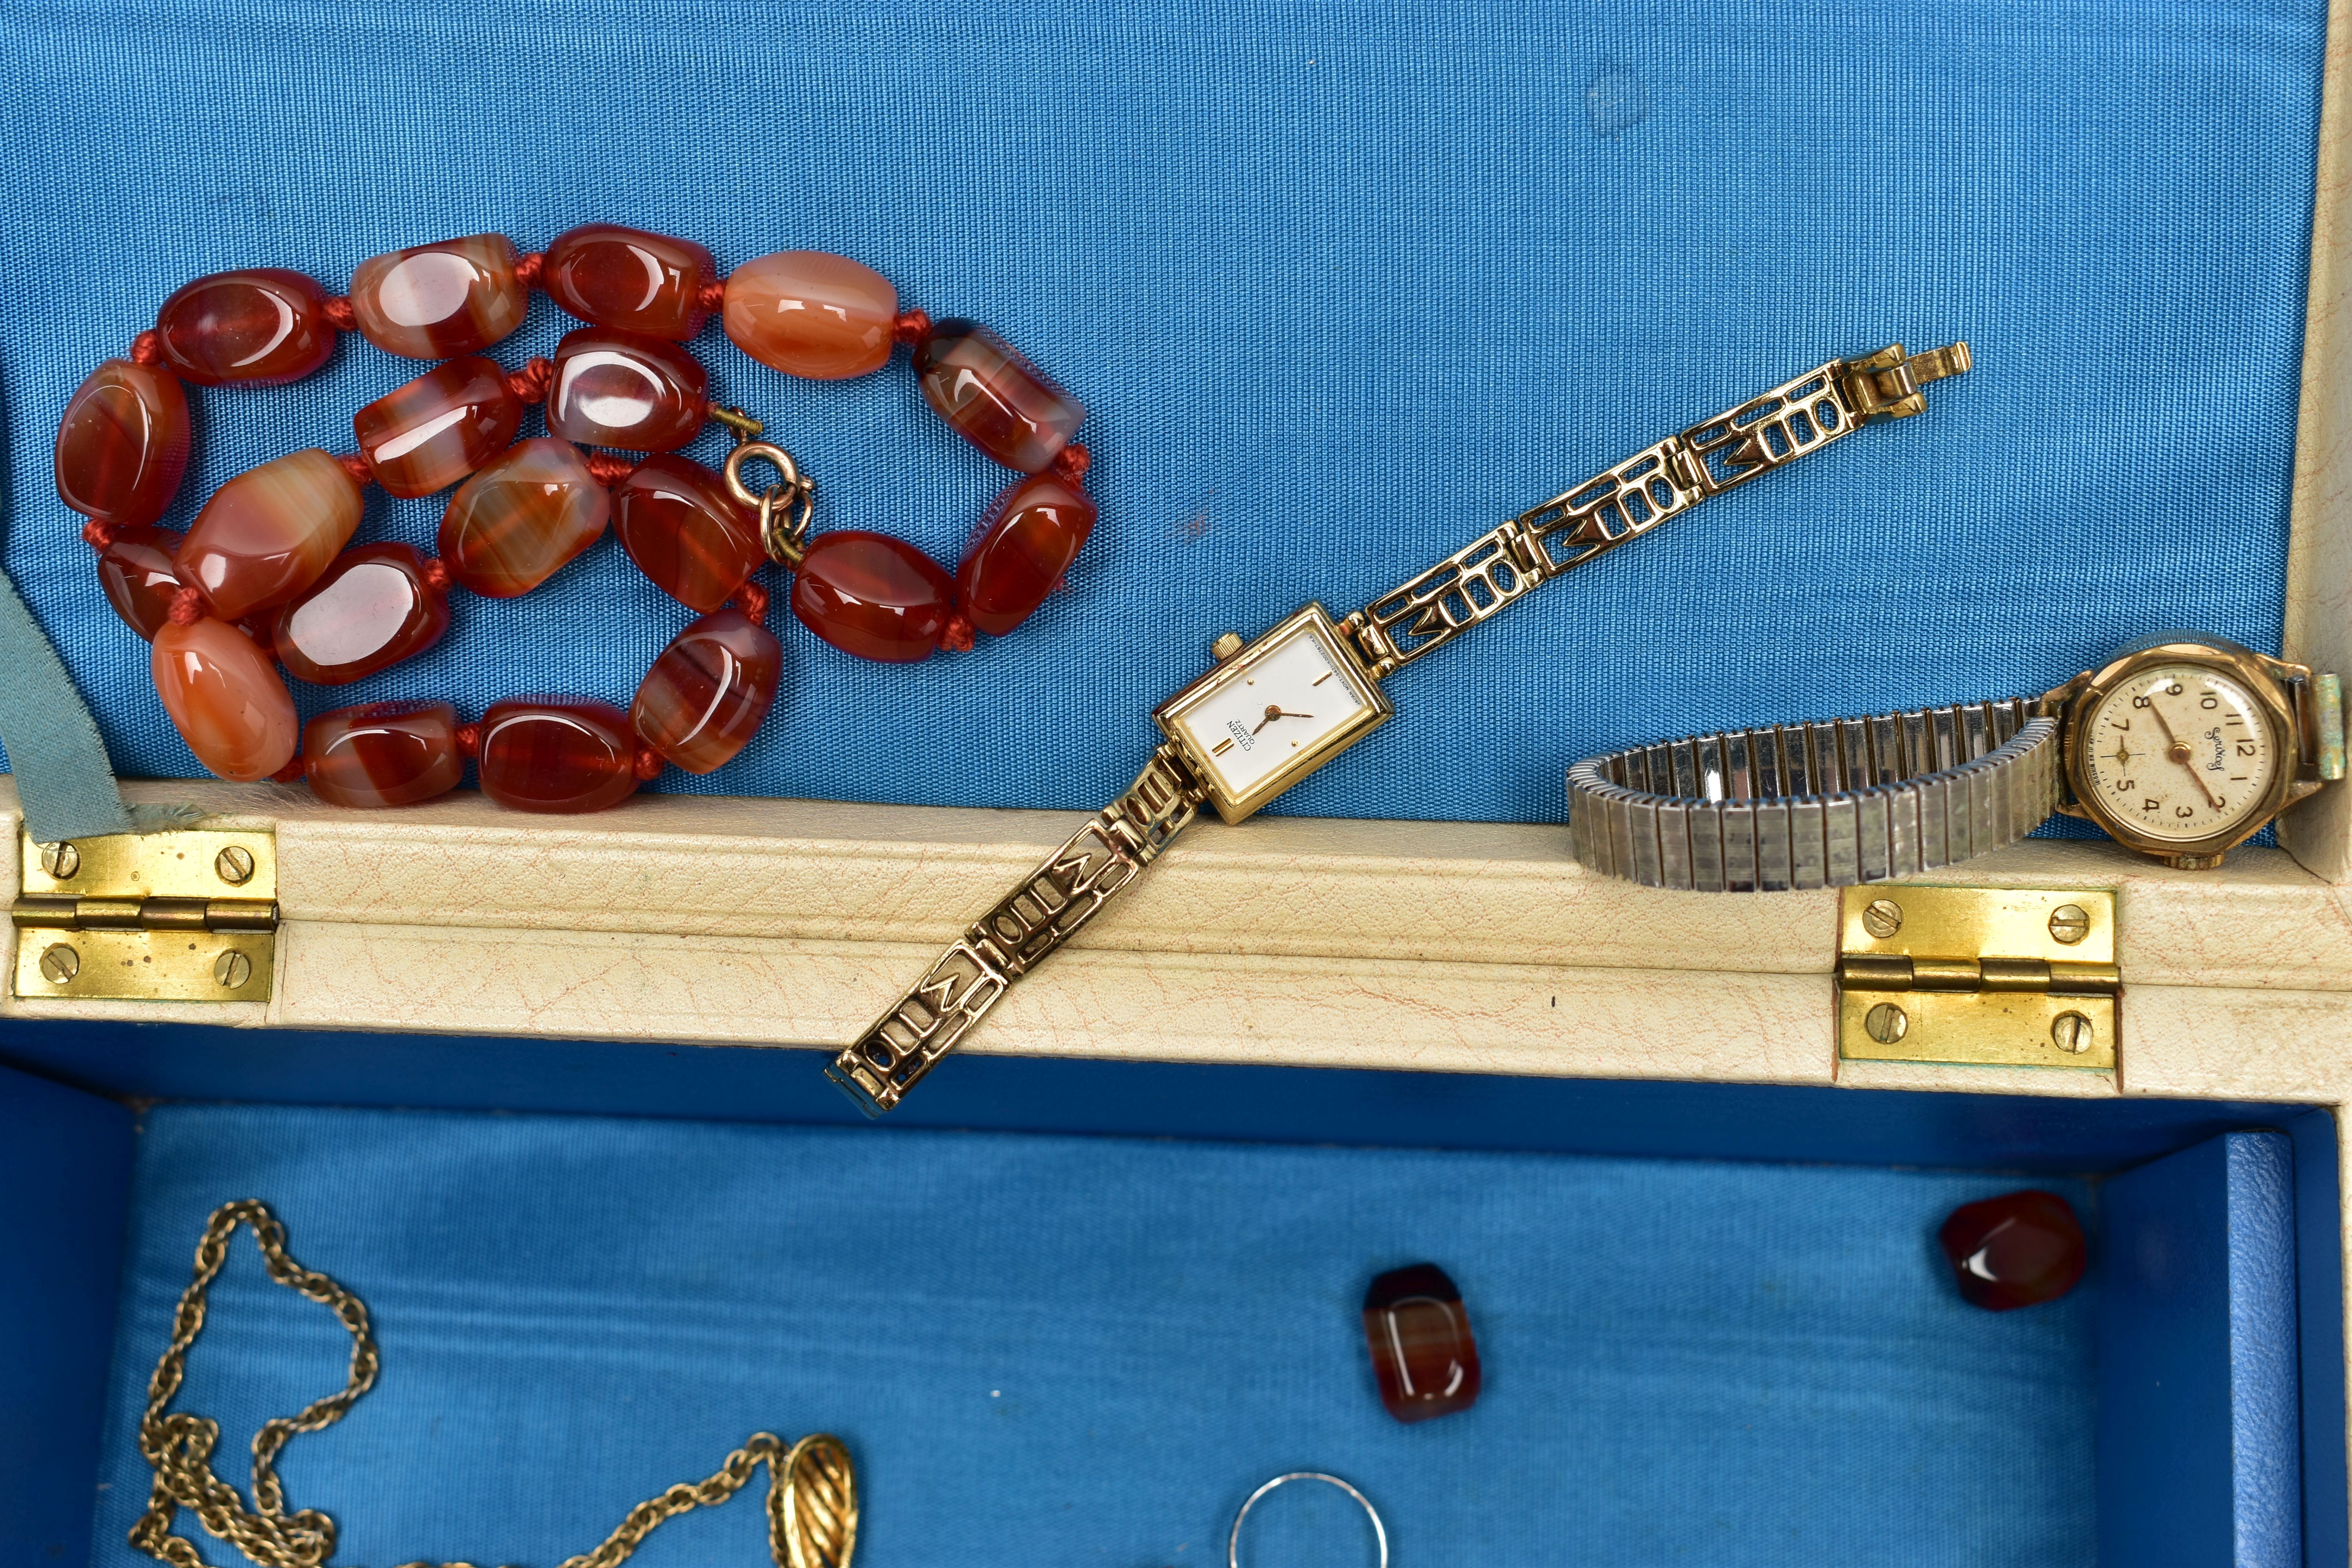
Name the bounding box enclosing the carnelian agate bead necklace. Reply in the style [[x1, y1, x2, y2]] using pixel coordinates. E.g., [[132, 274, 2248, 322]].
[[52, 225, 1102, 811]]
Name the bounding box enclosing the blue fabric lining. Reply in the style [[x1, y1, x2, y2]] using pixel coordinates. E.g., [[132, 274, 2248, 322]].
[[92, 1104, 2100, 1567], [0, 0, 2323, 825]]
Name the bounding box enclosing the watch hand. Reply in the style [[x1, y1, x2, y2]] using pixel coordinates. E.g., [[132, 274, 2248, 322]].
[[1251, 704, 1311, 733], [2145, 702, 2225, 809]]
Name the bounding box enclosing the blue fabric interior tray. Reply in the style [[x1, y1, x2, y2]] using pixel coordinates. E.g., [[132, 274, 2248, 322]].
[[89, 1103, 2100, 1567], [0, 0, 2326, 824]]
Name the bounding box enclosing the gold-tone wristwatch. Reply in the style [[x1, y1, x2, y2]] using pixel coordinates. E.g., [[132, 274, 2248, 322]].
[[828, 342, 1975, 1113], [1566, 634, 2345, 891]]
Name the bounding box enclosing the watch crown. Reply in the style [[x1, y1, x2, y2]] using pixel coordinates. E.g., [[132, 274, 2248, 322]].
[[1210, 632, 1244, 662]]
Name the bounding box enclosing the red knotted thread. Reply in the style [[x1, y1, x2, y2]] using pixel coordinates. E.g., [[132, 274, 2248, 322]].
[[892, 309, 933, 347], [514, 252, 545, 289], [583, 451, 637, 486], [454, 722, 481, 759], [129, 330, 165, 367], [940, 611, 975, 654], [167, 586, 207, 627], [336, 452, 373, 486], [419, 557, 454, 594], [1051, 443, 1092, 484], [632, 744, 665, 781], [321, 297, 358, 332], [80, 519, 119, 550], [734, 579, 769, 623], [504, 356, 555, 405], [270, 753, 307, 784], [696, 278, 727, 314]]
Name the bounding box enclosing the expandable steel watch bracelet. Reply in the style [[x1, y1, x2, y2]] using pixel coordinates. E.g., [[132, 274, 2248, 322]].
[[1567, 635, 2350, 889], [826, 341, 1974, 1114], [1565, 701, 2061, 892]]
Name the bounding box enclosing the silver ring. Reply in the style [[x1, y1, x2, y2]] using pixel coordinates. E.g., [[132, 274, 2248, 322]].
[[1228, 1472, 1387, 1568]]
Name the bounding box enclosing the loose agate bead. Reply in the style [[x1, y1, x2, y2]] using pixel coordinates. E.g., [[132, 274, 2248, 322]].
[[155, 269, 336, 387], [178, 448, 365, 620], [352, 356, 522, 499], [270, 543, 450, 686], [1362, 1263, 1481, 1424], [632, 609, 781, 774], [955, 472, 1097, 637], [1937, 1190, 2087, 1312], [54, 359, 191, 527], [722, 251, 897, 379], [914, 319, 1085, 474], [612, 455, 763, 612], [476, 698, 642, 813], [541, 223, 718, 340], [791, 532, 956, 663], [545, 327, 710, 452], [438, 437, 611, 599], [304, 700, 464, 808], [345, 233, 527, 359], [95, 525, 186, 641], [152, 617, 297, 781]]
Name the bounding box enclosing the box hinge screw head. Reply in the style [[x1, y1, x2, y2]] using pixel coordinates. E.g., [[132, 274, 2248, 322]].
[[1863, 1002, 1909, 1044], [2048, 904, 2089, 945], [2051, 1011, 2094, 1054], [38, 842, 79, 880], [38, 943, 79, 984], [1860, 898, 1903, 939], [213, 950, 253, 990], [215, 846, 256, 885]]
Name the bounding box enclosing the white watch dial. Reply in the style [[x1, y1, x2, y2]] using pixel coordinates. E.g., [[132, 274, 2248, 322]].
[[2079, 663, 2279, 842], [1170, 624, 1377, 801]]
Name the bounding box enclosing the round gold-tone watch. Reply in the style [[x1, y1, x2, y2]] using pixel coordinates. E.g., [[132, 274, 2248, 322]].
[[1566, 633, 2345, 891], [826, 341, 1975, 1112]]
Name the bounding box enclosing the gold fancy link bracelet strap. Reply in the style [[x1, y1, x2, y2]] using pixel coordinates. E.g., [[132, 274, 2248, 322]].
[[132, 1200, 857, 1568], [828, 342, 1974, 1113]]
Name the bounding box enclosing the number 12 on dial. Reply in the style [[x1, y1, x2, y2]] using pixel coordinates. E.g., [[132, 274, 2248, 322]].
[[1155, 604, 1394, 823]]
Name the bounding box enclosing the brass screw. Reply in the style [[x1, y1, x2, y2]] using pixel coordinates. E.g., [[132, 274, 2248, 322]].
[[1860, 898, 1904, 940], [38, 943, 80, 984], [2048, 904, 2090, 945], [213, 950, 253, 990], [2051, 1011, 2094, 1054], [39, 842, 80, 880], [1211, 632, 1245, 662], [1863, 1002, 1909, 1044], [215, 845, 256, 886]]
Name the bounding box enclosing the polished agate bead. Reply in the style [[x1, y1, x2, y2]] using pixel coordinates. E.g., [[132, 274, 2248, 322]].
[[54, 360, 191, 526], [722, 251, 896, 379], [1937, 1190, 2087, 1312], [152, 617, 297, 781], [477, 698, 642, 813], [541, 224, 717, 340], [178, 448, 365, 620], [352, 356, 522, 499], [791, 532, 955, 663], [438, 437, 611, 599], [270, 543, 450, 686], [631, 610, 781, 774], [914, 319, 1085, 474], [545, 328, 709, 452], [95, 525, 186, 641], [155, 269, 335, 387], [955, 472, 1096, 638], [304, 700, 463, 808], [612, 455, 762, 612], [346, 233, 526, 359], [1362, 1263, 1480, 1424]]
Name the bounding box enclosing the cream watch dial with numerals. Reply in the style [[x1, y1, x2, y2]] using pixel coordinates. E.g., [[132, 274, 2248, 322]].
[[1156, 604, 1392, 823], [2078, 662, 2279, 843]]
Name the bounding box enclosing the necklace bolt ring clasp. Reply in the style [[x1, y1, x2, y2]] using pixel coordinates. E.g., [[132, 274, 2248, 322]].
[[724, 440, 816, 568]]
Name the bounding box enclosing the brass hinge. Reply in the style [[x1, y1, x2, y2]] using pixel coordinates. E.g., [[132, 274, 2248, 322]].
[[1835, 884, 2116, 1069], [13, 828, 277, 1002]]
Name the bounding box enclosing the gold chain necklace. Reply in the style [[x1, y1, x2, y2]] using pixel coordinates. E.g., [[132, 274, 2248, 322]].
[[132, 1200, 858, 1568]]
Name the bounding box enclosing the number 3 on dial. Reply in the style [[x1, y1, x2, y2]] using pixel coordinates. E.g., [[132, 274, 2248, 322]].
[[1156, 604, 1394, 823]]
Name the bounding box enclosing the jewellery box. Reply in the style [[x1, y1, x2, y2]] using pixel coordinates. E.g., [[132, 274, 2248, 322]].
[[4, 2, 2348, 1564]]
